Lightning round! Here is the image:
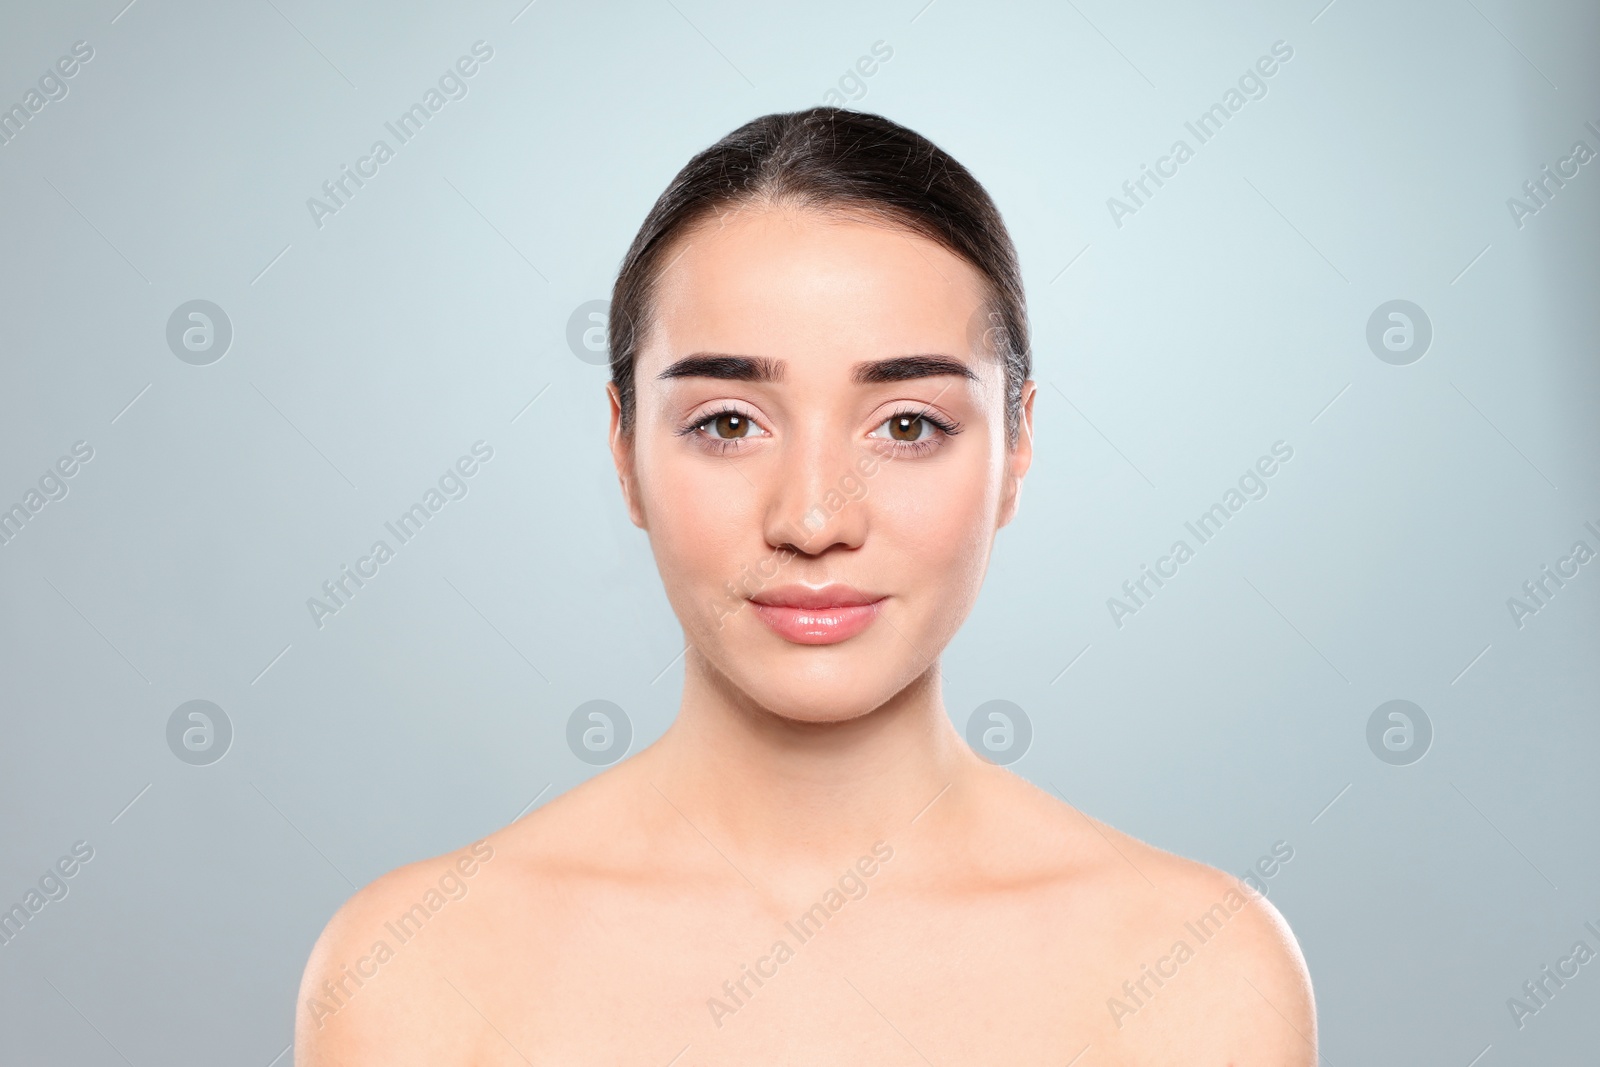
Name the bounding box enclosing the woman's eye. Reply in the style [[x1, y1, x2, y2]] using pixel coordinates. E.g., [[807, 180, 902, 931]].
[[699, 411, 760, 439], [873, 413, 933, 442]]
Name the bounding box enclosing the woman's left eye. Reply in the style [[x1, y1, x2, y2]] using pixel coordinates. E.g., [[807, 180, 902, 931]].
[[869, 412, 946, 443]]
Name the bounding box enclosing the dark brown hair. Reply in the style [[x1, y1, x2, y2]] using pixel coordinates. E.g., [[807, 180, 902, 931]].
[[608, 106, 1030, 445]]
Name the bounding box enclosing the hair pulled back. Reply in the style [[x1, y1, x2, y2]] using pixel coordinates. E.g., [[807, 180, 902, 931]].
[[609, 106, 1030, 445]]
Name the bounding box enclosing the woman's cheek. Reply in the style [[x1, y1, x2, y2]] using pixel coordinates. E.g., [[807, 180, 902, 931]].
[[650, 466, 755, 592], [881, 460, 990, 558]]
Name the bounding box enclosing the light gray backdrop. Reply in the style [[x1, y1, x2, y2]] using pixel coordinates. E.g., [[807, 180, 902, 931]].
[[1, 0, 1596, 1063]]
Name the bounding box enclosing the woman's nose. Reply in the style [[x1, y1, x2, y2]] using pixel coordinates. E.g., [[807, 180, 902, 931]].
[[761, 426, 870, 557]]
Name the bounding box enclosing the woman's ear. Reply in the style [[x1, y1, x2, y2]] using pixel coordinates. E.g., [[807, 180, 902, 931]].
[[997, 379, 1036, 529], [607, 381, 647, 529]]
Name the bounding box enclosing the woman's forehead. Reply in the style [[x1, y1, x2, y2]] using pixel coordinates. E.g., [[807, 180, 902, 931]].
[[638, 205, 990, 378]]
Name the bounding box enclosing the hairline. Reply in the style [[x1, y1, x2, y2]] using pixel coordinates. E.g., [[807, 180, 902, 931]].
[[617, 196, 1016, 437]]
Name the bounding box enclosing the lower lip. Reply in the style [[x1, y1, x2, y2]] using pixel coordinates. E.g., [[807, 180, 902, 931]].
[[751, 600, 885, 645]]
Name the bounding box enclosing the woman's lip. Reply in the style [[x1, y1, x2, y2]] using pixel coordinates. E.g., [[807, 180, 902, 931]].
[[750, 599, 886, 645], [749, 584, 881, 609]]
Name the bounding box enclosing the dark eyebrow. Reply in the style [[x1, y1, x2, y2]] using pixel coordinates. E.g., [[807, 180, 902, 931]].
[[655, 353, 977, 385], [851, 355, 978, 384], [656, 354, 784, 382]]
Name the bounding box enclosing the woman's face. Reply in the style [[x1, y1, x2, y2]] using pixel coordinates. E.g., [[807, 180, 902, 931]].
[[609, 204, 1034, 723]]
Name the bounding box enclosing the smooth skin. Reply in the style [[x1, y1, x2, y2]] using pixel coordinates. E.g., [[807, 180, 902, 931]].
[[296, 204, 1316, 1065]]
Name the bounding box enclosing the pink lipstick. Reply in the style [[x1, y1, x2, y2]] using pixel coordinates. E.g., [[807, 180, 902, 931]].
[[748, 585, 885, 645]]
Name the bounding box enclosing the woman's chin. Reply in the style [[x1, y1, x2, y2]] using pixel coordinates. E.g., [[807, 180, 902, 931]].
[[711, 657, 923, 726], [686, 617, 941, 725], [761, 698, 880, 725]]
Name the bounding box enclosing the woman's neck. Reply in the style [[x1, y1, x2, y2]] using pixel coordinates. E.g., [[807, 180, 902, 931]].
[[641, 646, 979, 875]]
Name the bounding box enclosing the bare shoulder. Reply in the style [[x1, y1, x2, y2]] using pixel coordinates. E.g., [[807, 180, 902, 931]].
[[986, 773, 1317, 1063], [1130, 835, 1317, 1063], [293, 765, 654, 1066], [293, 837, 503, 1066]]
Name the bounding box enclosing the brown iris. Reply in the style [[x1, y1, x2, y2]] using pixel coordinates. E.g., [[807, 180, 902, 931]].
[[711, 412, 750, 438], [888, 414, 924, 441]]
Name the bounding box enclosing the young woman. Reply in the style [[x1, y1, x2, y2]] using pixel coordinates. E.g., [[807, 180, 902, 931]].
[[297, 107, 1316, 1065]]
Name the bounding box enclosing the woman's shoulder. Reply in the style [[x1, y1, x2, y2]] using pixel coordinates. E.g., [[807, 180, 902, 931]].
[[978, 773, 1317, 1062], [296, 825, 556, 1062], [292, 834, 501, 1066], [291, 772, 641, 1065]]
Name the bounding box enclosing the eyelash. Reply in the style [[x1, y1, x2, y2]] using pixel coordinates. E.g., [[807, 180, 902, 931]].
[[674, 405, 765, 455], [869, 408, 962, 457], [676, 406, 962, 456]]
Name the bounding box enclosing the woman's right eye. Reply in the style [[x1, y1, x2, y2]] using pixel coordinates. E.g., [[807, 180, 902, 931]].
[[704, 411, 754, 439], [681, 408, 770, 446]]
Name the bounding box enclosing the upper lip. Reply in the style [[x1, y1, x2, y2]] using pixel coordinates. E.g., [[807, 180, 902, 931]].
[[748, 584, 884, 609]]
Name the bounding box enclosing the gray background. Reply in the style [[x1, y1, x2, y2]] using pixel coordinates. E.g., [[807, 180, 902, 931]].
[[1, 0, 1596, 1063]]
